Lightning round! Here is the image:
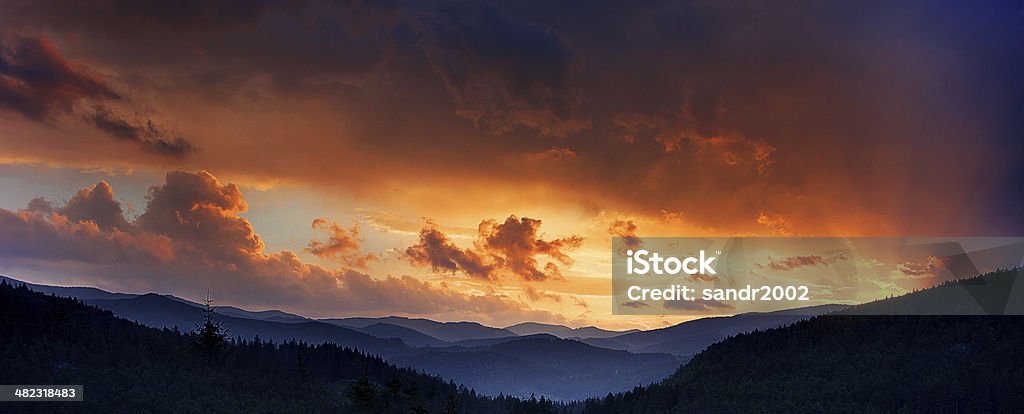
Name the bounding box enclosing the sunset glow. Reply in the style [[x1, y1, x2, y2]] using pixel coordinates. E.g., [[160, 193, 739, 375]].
[[1, 1, 1022, 332]]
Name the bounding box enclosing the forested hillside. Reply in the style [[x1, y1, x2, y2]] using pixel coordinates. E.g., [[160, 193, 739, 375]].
[[0, 280, 558, 413], [0, 276, 688, 402], [580, 268, 1024, 413], [7, 267, 1023, 413]]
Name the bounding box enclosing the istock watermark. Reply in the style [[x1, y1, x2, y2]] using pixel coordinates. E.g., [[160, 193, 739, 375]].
[[625, 249, 717, 276], [612, 237, 1024, 316]]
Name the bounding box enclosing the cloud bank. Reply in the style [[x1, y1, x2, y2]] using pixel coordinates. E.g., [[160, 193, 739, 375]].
[[1, 1, 1020, 235], [0, 171, 563, 324]]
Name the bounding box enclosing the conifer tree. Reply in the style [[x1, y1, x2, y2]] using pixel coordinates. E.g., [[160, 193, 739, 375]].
[[445, 391, 463, 414], [346, 368, 377, 411], [192, 290, 228, 362]]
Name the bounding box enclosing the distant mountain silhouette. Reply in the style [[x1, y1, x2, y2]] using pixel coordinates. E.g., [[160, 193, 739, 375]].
[[0, 275, 312, 324], [505, 322, 639, 339], [87, 294, 682, 400], [6, 267, 1022, 411], [212, 306, 311, 324], [322, 316, 518, 342], [87, 294, 410, 356], [0, 275, 135, 301], [0, 280, 558, 413], [164, 295, 311, 323], [1, 275, 684, 401], [0, 275, 843, 360], [583, 304, 848, 356], [392, 335, 684, 401], [448, 333, 561, 348], [351, 322, 448, 347]]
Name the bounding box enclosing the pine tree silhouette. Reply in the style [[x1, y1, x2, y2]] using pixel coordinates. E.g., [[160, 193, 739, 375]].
[[445, 391, 463, 414], [292, 349, 309, 381], [192, 290, 228, 362], [346, 366, 377, 411]]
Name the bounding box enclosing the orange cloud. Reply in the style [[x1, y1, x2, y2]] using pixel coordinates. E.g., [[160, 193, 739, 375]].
[[0, 171, 565, 324], [406, 215, 582, 282], [307, 218, 378, 269], [405, 223, 496, 281], [756, 212, 792, 236], [608, 219, 641, 250], [134, 170, 264, 264], [896, 256, 948, 277], [479, 216, 583, 281], [522, 285, 562, 303], [0, 182, 173, 263], [59, 181, 130, 231]]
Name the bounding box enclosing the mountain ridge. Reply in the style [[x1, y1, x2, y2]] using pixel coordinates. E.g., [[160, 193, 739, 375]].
[[583, 304, 848, 356], [504, 321, 639, 339], [0, 274, 687, 401], [321, 316, 519, 342], [579, 267, 1024, 412]]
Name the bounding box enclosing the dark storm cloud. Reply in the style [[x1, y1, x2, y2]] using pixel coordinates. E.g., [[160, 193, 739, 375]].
[[1, 1, 1023, 234], [7, 0, 296, 33], [89, 109, 196, 158], [94, 0, 283, 29], [0, 34, 197, 159], [0, 35, 119, 120], [7, 0, 585, 134], [420, 1, 587, 136], [8, 0, 396, 82]]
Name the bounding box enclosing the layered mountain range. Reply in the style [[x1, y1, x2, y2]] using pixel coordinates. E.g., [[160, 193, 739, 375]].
[[0, 275, 837, 401]]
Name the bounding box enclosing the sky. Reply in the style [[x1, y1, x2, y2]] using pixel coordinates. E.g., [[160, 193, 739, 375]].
[[0, 0, 1022, 330]]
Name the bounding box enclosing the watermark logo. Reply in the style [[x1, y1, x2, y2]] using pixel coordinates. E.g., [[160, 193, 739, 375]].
[[626, 249, 717, 275], [612, 237, 1024, 316]]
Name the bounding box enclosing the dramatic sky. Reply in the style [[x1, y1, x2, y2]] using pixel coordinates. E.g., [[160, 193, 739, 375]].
[[1, 1, 1022, 329]]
